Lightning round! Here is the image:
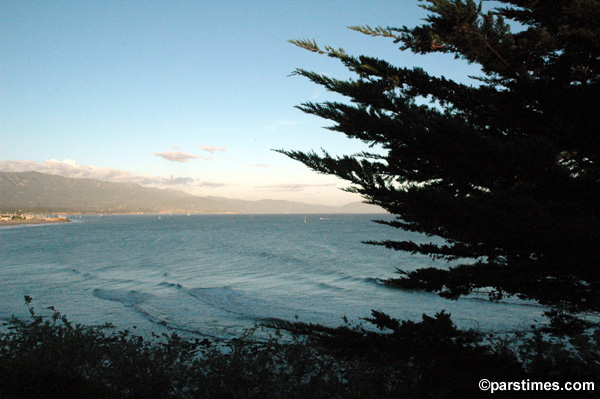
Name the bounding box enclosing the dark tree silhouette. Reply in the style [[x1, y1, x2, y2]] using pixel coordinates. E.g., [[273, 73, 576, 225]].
[[280, 0, 600, 313]]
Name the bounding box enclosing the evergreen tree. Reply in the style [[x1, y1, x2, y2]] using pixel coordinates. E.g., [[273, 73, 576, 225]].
[[280, 0, 600, 313]]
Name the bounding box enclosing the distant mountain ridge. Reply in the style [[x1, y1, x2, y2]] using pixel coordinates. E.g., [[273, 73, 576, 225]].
[[0, 171, 384, 214]]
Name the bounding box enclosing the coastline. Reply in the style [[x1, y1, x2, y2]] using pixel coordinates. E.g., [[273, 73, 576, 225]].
[[0, 218, 70, 226]]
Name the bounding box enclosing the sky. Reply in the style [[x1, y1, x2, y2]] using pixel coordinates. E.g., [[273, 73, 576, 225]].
[[0, 1, 481, 206]]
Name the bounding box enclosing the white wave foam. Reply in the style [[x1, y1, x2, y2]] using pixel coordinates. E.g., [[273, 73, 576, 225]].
[[188, 286, 357, 326], [158, 281, 183, 289], [92, 288, 153, 307]]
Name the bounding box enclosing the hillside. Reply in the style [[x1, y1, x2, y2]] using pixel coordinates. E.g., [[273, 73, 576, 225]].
[[0, 171, 384, 214]]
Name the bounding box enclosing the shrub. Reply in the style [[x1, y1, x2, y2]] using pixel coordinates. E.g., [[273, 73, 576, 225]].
[[1, 298, 598, 398]]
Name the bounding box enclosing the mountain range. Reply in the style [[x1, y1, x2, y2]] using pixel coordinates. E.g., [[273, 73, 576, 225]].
[[0, 171, 384, 214]]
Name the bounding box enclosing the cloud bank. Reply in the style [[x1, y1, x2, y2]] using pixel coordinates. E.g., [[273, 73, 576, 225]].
[[0, 159, 225, 190]]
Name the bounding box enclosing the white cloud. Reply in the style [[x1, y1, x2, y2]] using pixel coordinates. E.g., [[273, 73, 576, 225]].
[[197, 180, 231, 188], [153, 151, 209, 163], [196, 145, 226, 154], [62, 159, 79, 166], [0, 159, 220, 190], [1, 159, 131, 182], [154, 176, 196, 186], [263, 119, 298, 130], [0, 160, 39, 172], [254, 163, 269, 168], [257, 183, 336, 192]]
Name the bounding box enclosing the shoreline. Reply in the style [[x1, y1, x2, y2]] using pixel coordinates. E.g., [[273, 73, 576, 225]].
[[0, 218, 70, 226]]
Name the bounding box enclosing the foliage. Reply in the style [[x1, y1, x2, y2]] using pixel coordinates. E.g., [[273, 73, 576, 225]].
[[0, 297, 204, 399], [0, 300, 337, 399], [3, 299, 599, 398], [279, 0, 600, 313], [270, 310, 600, 398], [268, 311, 522, 398]]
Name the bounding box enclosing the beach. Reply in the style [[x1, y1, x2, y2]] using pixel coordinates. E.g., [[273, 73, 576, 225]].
[[0, 218, 70, 226]]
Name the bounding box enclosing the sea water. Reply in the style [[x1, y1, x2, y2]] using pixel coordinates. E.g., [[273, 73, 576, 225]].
[[0, 214, 545, 339]]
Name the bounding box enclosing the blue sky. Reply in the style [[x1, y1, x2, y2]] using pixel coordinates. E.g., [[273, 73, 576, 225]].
[[1, 1, 481, 205]]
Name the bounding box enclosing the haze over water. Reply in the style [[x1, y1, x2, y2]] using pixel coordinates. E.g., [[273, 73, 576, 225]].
[[1, 214, 545, 339]]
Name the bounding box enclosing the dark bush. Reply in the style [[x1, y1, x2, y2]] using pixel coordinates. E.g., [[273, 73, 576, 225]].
[[1, 299, 598, 399]]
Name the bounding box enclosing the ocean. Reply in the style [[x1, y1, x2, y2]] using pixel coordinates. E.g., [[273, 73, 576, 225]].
[[0, 214, 545, 339]]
